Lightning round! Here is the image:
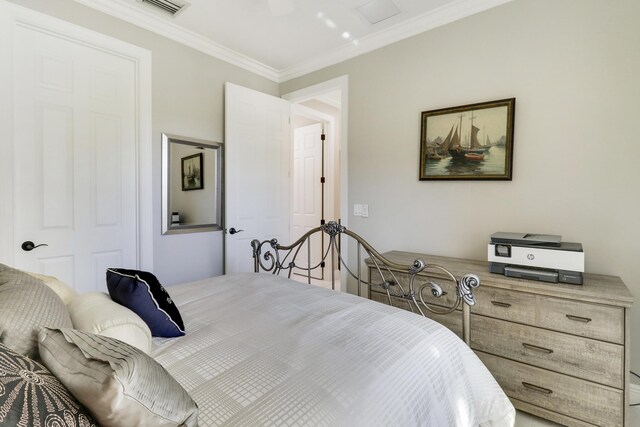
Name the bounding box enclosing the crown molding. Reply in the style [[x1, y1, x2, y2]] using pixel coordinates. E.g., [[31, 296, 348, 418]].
[[72, 0, 280, 82], [72, 0, 513, 84]]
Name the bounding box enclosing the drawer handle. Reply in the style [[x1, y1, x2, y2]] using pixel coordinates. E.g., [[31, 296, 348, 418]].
[[522, 382, 553, 395], [490, 301, 512, 308], [522, 342, 554, 354], [565, 314, 592, 323], [379, 280, 396, 290]]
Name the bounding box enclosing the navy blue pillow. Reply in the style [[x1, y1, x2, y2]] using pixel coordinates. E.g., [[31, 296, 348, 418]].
[[106, 268, 185, 337]]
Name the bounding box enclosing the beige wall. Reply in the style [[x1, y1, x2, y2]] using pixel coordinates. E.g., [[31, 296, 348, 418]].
[[7, 0, 279, 285], [281, 0, 640, 371]]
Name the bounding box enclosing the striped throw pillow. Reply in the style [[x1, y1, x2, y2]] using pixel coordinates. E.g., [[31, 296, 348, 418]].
[[38, 328, 198, 427]]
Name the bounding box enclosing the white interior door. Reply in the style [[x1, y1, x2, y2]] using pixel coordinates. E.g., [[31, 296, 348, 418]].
[[8, 16, 138, 293], [291, 123, 324, 274], [224, 83, 291, 274]]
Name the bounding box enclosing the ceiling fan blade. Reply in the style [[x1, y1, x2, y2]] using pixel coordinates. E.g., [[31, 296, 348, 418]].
[[267, 0, 294, 16]]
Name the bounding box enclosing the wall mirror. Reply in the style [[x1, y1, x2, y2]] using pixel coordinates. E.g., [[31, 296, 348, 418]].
[[162, 133, 223, 234]]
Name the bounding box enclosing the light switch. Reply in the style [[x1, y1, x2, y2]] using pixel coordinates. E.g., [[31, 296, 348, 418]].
[[362, 204, 369, 218], [353, 204, 363, 216]]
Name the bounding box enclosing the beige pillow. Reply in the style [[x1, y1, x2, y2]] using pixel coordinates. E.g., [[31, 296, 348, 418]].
[[38, 328, 198, 427], [68, 292, 152, 354], [0, 263, 72, 359], [27, 271, 78, 305]]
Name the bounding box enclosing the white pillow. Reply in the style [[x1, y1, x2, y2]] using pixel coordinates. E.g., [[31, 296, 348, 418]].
[[27, 272, 78, 305], [68, 292, 152, 354]]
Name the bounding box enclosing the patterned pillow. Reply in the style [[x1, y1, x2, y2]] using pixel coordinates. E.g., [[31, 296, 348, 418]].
[[0, 343, 97, 427], [106, 268, 185, 337], [38, 328, 198, 427], [0, 263, 72, 359]]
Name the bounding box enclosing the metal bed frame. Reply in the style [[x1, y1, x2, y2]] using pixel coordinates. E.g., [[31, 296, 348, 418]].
[[251, 221, 480, 345]]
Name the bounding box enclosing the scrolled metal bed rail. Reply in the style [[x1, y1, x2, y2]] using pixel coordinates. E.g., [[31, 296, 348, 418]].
[[251, 221, 480, 345]]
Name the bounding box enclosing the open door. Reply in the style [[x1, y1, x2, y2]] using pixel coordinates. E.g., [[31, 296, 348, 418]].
[[224, 83, 291, 273]]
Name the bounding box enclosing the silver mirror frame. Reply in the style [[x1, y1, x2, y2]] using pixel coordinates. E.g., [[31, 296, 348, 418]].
[[161, 133, 224, 235]]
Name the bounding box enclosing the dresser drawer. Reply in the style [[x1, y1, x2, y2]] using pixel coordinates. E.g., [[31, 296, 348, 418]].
[[470, 286, 536, 325], [537, 296, 624, 344], [471, 316, 624, 388], [369, 291, 462, 337], [477, 351, 623, 427], [368, 268, 459, 308]]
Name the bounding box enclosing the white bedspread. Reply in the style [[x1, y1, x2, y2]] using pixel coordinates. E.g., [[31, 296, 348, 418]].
[[151, 273, 515, 427]]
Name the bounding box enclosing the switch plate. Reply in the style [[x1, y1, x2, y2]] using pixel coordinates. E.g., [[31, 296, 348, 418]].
[[353, 204, 363, 216], [361, 204, 369, 218]]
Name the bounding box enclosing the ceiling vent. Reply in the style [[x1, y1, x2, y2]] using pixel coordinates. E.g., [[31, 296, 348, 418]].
[[137, 0, 189, 16]]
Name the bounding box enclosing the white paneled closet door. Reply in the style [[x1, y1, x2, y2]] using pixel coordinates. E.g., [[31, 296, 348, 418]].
[[10, 20, 138, 292]]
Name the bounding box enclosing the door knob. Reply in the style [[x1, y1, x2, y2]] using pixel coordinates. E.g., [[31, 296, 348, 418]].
[[228, 228, 244, 235], [21, 241, 48, 251]]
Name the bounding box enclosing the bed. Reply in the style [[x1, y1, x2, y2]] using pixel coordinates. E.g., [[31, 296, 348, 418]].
[[151, 273, 514, 426], [0, 222, 515, 426]]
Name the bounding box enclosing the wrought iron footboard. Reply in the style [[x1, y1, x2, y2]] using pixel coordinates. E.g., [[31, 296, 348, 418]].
[[251, 221, 480, 345]]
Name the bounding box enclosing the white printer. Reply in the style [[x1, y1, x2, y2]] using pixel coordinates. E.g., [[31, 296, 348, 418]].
[[487, 232, 584, 285]]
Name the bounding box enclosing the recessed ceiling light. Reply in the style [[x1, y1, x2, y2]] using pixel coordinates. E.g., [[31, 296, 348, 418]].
[[356, 0, 401, 25], [342, 32, 351, 39], [325, 19, 336, 29]]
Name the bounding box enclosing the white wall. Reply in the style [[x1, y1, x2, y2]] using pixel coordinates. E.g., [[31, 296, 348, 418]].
[[7, 0, 279, 285], [281, 0, 640, 372]]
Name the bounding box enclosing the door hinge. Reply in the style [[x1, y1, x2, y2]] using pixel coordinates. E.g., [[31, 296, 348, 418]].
[[320, 177, 325, 183], [320, 219, 325, 225], [320, 261, 326, 268]]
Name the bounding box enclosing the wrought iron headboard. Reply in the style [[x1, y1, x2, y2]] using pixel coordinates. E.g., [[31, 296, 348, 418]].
[[251, 221, 480, 345]]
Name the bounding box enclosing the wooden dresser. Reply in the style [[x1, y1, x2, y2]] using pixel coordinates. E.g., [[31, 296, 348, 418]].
[[366, 251, 634, 427]]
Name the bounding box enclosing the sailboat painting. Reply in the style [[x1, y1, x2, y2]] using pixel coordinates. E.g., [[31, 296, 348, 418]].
[[182, 152, 204, 190], [419, 98, 515, 181]]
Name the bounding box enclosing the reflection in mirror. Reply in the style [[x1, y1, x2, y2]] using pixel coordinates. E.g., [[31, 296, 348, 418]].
[[162, 133, 223, 234]]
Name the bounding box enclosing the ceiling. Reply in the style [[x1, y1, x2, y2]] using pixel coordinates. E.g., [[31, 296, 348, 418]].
[[73, 0, 513, 82]]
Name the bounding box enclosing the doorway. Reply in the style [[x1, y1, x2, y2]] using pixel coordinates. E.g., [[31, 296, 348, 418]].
[[285, 79, 346, 291], [224, 76, 348, 285]]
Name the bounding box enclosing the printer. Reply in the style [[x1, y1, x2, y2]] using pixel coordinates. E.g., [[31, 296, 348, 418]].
[[487, 232, 584, 285]]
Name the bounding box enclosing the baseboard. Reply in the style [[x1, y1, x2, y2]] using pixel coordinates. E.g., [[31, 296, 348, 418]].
[[631, 383, 640, 405]]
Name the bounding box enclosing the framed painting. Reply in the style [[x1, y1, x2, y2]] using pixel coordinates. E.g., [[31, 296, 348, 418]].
[[181, 152, 203, 190], [419, 98, 515, 181]]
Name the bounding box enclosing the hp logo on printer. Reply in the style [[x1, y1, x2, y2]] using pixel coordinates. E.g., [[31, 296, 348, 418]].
[[527, 254, 535, 260]]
